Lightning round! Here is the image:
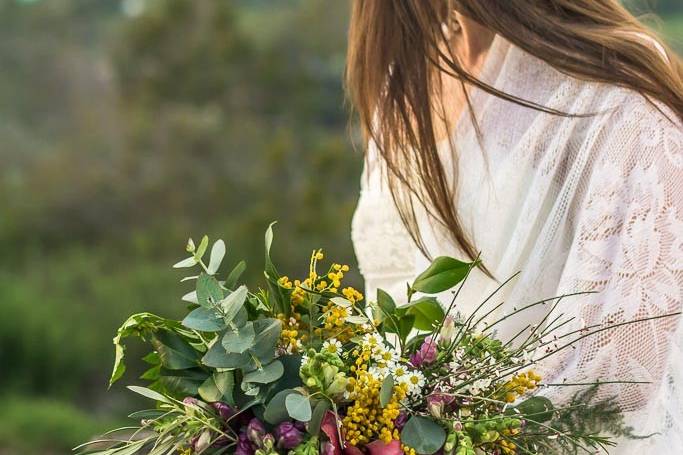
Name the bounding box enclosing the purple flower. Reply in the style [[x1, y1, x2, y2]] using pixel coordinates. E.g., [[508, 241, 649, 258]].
[[394, 411, 409, 430], [235, 431, 255, 455], [410, 337, 438, 367], [274, 421, 305, 449], [211, 402, 236, 421], [246, 418, 267, 445]]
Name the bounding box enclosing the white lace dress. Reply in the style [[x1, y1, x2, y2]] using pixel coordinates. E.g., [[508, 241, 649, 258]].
[[351, 35, 683, 454]]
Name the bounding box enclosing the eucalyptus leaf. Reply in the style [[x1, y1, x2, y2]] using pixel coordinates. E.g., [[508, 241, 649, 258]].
[[207, 239, 226, 275], [196, 235, 209, 260], [411, 256, 472, 294], [264, 389, 296, 424], [379, 374, 394, 408], [222, 322, 255, 353], [243, 360, 284, 384], [202, 339, 255, 369], [197, 273, 224, 308], [183, 306, 226, 332], [251, 318, 282, 362], [220, 285, 248, 324], [173, 256, 197, 268], [225, 260, 247, 290], [285, 393, 312, 422], [400, 416, 446, 454], [181, 290, 199, 304]]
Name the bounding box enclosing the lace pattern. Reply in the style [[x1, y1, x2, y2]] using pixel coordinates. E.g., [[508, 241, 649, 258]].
[[351, 35, 683, 453]]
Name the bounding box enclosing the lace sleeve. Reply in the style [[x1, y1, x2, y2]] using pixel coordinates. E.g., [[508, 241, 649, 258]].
[[540, 100, 683, 441]]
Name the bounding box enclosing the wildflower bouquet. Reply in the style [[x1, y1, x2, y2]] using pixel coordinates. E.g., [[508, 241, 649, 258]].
[[77, 224, 650, 455]]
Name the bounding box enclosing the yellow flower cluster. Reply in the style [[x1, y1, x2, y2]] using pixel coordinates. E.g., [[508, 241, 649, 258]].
[[277, 311, 306, 353], [401, 444, 417, 455], [498, 427, 521, 454], [501, 371, 542, 403], [342, 286, 364, 304], [342, 348, 406, 446], [277, 249, 365, 347]]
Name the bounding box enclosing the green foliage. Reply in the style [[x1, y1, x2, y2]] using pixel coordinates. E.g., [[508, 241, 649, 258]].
[[1, 1, 358, 451], [0, 395, 122, 455], [410, 256, 473, 295], [400, 416, 447, 455]]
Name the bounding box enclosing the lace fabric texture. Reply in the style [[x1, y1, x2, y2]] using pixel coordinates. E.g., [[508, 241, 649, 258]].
[[351, 36, 683, 454]]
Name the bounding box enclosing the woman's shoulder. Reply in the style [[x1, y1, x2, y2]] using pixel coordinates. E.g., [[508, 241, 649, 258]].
[[583, 84, 682, 171]]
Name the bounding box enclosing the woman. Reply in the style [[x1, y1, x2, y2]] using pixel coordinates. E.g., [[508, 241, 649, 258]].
[[347, 1, 683, 453]]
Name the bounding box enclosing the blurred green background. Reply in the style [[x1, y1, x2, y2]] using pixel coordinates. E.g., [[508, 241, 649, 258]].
[[0, 0, 681, 453]]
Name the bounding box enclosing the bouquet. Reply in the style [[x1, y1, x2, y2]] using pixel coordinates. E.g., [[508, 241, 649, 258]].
[[77, 224, 646, 455]]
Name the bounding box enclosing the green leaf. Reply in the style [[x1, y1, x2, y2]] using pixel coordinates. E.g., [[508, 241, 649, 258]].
[[109, 313, 173, 387], [196, 235, 209, 260], [411, 257, 472, 294], [251, 318, 282, 362], [243, 360, 284, 384], [127, 385, 171, 404], [514, 396, 554, 423], [225, 260, 247, 290], [197, 273, 224, 308], [157, 368, 207, 396], [152, 330, 200, 370], [377, 288, 396, 313], [309, 399, 331, 436], [398, 314, 415, 343], [264, 389, 296, 424], [285, 393, 312, 422], [220, 285, 248, 324], [405, 297, 445, 331], [202, 339, 255, 370], [173, 256, 197, 268], [182, 307, 226, 332], [198, 375, 224, 402], [265, 355, 304, 400], [207, 239, 226, 275], [222, 322, 255, 354], [264, 222, 288, 317], [264, 222, 278, 279], [214, 371, 235, 406], [379, 374, 394, 408], [197, 371, 234, 403], [400, 416, 446, 454]]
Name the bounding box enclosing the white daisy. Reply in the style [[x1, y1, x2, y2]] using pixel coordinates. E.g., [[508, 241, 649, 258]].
[[390, 362, 410, 381], [406, 370, 426, 396], [368, 365, 390, 381], [372, 346, 400, 364], [362, 333, 384, 353], [322, 338, 342, 355]]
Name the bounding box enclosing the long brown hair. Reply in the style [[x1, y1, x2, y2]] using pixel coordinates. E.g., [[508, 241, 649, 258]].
[[345, 0, 683, 272]]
